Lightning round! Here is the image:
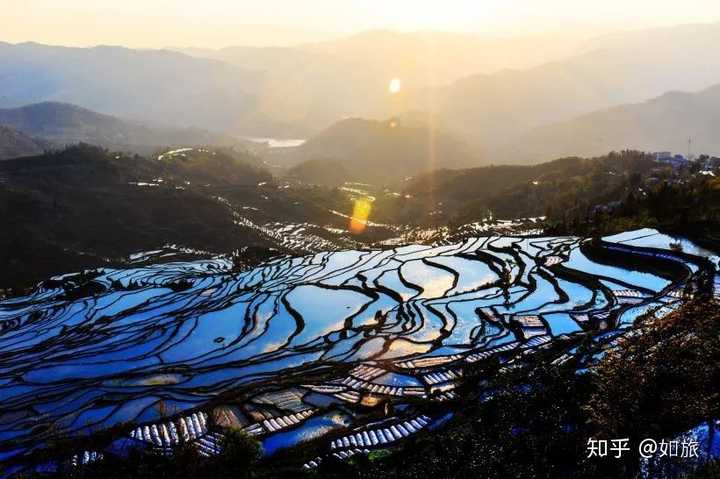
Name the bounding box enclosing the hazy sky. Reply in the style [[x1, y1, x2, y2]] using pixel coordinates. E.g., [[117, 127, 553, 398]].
[[4, 0, 720, 48]]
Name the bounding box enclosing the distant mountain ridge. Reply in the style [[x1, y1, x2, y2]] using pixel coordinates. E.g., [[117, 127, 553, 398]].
[[428, 22, 720, 155], [497, 83, 720, 163], [0, 42, 267, 134], [173, 30, 586, 131], [0, 102, 240, 152], [181, 22, 720, 154], [3, 23, 720, 155]]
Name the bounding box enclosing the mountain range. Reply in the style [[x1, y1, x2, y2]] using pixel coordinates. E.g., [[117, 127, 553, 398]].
[[431, 22, 720, 156], [2, 23, 720, 166], [497, 84, 720, 163], [175, 30, 588, 130], [0, 102, 240, 155], [0, 42, 268, 134]]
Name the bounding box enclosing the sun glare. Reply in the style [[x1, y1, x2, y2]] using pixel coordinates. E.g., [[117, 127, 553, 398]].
[[388, 78, 402, 95], [349, 198, 372, 234]]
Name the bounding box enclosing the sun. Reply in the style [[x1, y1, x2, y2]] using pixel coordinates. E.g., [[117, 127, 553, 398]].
[[388, 78, 402, 95]]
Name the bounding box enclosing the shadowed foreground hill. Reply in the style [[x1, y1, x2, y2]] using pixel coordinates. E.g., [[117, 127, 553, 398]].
[[377, 151, 659, 224], [287, 158, 350, 186], [0, 125, 47, 159], [0, 144, 274, 291]]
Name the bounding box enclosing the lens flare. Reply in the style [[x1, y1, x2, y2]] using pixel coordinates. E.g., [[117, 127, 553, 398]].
[[388, 78, 402, 94], [349, 198, 372, 234]]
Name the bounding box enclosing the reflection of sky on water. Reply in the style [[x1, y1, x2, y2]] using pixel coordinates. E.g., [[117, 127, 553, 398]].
[[565, 248, 671, 292], [0, 228, 703, 454], [262, 412, 351, 456], [605, 228, 719, 268]]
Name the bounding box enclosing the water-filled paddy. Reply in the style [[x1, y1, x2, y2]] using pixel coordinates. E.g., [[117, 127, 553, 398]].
[[0, 229, 709, 469]]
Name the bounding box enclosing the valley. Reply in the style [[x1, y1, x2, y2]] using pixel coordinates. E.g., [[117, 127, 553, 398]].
[[1, 140, 719, 477], [3, 10, 720, 478]]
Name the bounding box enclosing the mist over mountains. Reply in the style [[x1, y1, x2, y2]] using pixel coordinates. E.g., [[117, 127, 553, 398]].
[[431, 22, 720, 156], [174, 30, 587, 130], [285, 117, 477, 183], [498, 84, 720, 163], [1, 23, 720, 168], [0, 42, 265, 133]]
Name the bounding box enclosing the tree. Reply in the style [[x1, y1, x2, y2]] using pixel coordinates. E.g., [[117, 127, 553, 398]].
[[214, 428, 262, 479]]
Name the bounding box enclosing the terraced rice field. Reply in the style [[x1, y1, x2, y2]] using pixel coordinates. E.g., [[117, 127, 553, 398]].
[[0, 228, 716, 472]]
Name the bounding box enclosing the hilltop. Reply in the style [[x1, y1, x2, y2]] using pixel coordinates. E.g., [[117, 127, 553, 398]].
[[287, 117, 478, 184]]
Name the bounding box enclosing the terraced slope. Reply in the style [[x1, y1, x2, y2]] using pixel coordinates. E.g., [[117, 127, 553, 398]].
[[0, 229, 715, 472]]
